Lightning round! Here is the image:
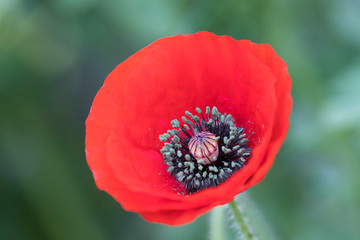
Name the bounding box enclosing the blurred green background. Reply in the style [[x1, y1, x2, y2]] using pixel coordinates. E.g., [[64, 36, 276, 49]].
[[1, 0, 360, 239]]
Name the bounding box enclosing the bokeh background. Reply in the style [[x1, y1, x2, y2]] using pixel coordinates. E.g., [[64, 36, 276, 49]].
[[1, 0, 360, 239]]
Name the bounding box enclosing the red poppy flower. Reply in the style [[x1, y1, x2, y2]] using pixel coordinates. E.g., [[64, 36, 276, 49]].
[[85, 31, 292, 225]]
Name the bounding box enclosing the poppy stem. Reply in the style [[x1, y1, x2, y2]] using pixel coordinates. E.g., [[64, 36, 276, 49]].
[[228, 200, 253, 240]]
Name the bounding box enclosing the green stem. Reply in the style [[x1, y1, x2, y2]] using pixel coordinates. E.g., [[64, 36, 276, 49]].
[[228, 200, 253, 240]]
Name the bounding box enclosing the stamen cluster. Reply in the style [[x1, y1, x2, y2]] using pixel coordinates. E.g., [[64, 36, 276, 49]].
[[159, 106, 252, 193]]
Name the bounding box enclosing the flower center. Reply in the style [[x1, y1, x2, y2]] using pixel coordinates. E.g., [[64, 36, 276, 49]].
[[159, 106, 252, 193], [188, 132, 219, 165]]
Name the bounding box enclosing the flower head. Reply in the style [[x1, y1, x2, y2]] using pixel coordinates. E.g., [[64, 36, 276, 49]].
[[85, 31, 292, 225]]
